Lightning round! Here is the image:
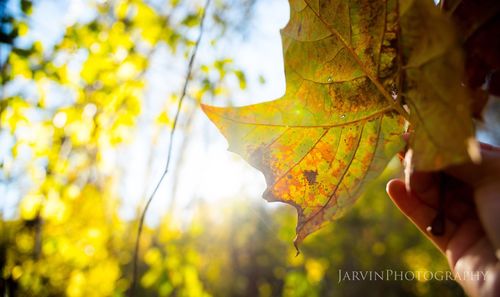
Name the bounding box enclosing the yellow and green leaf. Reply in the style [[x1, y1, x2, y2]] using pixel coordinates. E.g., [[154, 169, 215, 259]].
[[202, 0, 477, 246]]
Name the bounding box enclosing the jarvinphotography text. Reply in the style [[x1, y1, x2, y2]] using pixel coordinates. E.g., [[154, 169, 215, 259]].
[[338, 270, 489, 283]]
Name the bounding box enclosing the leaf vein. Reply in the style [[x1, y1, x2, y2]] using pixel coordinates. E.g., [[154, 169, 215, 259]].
[[298, 119, 366, 230], [267, 128, 330, 188], [209, 106, 392, 128]]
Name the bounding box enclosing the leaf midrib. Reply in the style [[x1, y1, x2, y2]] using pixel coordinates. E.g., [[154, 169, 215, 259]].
[[208, 106, 391, 128]]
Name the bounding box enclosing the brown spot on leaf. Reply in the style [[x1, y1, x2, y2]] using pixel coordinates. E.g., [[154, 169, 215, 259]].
[[303, 170, 318, 185]]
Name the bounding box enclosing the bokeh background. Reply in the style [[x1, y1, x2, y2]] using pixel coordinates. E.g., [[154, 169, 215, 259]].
[[1, 0, 499, 296]]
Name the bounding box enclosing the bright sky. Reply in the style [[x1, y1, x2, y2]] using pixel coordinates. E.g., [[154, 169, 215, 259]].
[[117, 0, 291, 226]]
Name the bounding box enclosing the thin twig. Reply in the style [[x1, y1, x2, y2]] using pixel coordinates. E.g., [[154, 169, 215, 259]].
[[128, 0, 211, 295], [167, 104, 196, 216]]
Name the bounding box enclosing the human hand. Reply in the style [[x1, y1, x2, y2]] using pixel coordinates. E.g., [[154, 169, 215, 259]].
[[386, 143, 500, 297]]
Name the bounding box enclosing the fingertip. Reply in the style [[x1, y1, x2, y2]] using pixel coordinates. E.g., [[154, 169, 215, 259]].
[[387, 179, 420, 218], [386, 179, 406, 201]]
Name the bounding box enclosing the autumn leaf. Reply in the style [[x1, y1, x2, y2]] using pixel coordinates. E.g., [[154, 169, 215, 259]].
[[400, 0, 477, 170], [202, 0, 477, 246]]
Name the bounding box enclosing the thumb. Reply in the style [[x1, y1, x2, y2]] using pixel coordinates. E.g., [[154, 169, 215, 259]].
[[386, 179, 456, 252]]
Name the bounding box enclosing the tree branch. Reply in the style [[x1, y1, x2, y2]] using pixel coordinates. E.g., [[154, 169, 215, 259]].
[[128, 0, 212, 295]]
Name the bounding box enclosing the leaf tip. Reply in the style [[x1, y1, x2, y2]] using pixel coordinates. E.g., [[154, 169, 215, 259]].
[[293, 236, 301, 257], [200, 103, 216, 117], [200, 103, 226, 132], [262, 189, 279, 202]]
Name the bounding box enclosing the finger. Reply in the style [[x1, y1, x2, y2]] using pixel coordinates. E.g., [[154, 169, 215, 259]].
[[451, 237, 499, 297], [387, 179, 491, 273], [445, 147, 500, 253], [475, 182, 500, 258], [386, 179, 456, 253], [398, 141, 500, 254], [409, 172, 475, 224], [386, 180, 496, 297]]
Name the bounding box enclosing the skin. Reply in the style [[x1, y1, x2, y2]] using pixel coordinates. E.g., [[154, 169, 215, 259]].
[[386, 143, 500, 297]]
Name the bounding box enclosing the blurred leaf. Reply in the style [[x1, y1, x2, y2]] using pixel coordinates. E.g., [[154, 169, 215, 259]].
[[182, 13, 200, 27], [258, 75, 266, 85], [155, 110, 172, 126], [234, 70, 246, 89], [21, 0, 33, 15], [402, 0, 476, 170]]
